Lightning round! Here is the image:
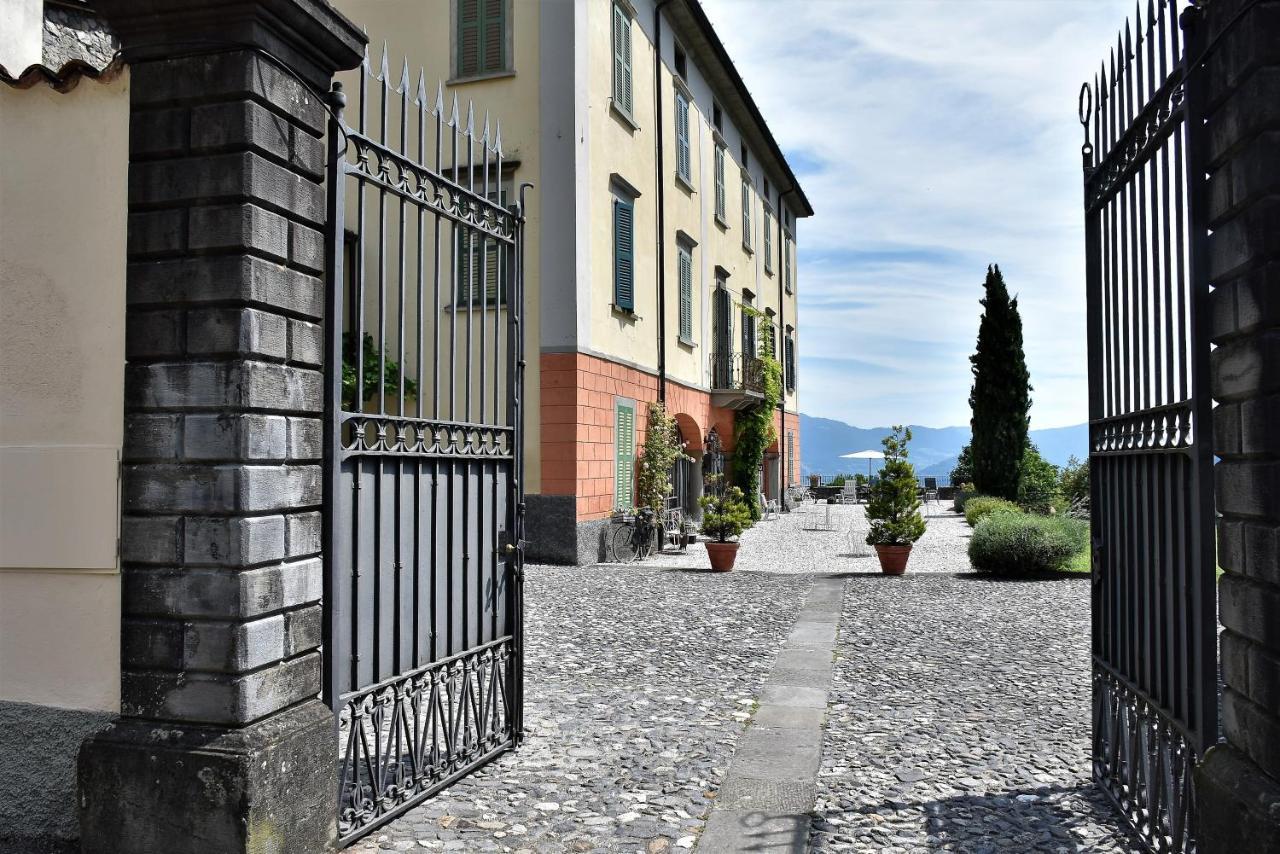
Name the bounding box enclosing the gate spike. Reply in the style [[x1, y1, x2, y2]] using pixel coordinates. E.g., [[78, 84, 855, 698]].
[[465, 99, 475, 137], [378, 40, 390, 82], [415, 67, 428, 107], [434, 80, 446, 117], [481, 111, 491, 148], [361, 41, 371, 72], [398, 56, 411, 93], [1124, 21, 1132, 65], [1110, 47, 1116, 90], [448, 92, 460, 128], [493, 119, 503, 157], [1147, 0, 1156, 32]]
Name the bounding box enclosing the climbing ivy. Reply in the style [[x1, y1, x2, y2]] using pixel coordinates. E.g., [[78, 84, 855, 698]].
[[731, 352, 783, 521], [636, 402, 692, 514]]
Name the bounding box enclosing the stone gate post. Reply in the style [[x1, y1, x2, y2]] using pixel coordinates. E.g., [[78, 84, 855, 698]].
[[75, 2, 363, 852], [1195, 0, 1280, 850]]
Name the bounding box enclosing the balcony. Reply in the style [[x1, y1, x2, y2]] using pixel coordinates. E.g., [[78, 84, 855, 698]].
[[711, 350, 766, 410]]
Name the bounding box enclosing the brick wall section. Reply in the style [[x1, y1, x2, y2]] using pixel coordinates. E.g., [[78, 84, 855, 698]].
[[782, 411, 801, 485], [1198, 1, 1280, 849], [117, 51, 332, 726], [540, 352, 741, 521]]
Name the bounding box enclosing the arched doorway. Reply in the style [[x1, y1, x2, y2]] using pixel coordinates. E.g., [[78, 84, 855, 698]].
[[670, 414, 703, 522]]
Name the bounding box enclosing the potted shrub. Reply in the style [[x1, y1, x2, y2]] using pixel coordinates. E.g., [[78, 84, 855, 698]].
[[865, 426, 927, 575], [699, 480, 752, 572]]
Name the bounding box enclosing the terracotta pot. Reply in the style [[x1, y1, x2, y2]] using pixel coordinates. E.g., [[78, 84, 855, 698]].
[[706, 541, 740, 572], [874, 544, 912, 575]]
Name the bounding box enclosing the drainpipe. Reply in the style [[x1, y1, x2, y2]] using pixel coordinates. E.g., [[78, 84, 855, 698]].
[[653, 0, 671, 404], [778, 187, 796, 504]]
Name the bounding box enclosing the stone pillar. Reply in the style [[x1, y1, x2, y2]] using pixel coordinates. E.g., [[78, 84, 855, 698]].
[[1196, 1, 1280, 851], [76, 3, 363, 852]]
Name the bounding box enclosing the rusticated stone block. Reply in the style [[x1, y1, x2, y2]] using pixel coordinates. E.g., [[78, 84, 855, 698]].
[[122, 559, 324, 621]]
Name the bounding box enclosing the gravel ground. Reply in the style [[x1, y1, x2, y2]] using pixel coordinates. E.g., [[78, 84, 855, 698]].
[[809, 570, 1136, 853], [351, 564, 812, 853], [646, 501, 961, 575]]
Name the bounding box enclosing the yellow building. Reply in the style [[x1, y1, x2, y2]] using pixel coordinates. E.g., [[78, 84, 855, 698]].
[[334, 0, 813, 563]]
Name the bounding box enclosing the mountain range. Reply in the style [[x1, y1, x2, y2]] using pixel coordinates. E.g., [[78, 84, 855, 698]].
[[798, 414, 1087, 482]]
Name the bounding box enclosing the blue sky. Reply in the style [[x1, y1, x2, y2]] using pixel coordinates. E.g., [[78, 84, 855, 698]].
[[701, 0, 1137, 430]]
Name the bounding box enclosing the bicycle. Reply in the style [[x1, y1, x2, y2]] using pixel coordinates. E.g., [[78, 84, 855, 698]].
[[607, 507, 658, 562]]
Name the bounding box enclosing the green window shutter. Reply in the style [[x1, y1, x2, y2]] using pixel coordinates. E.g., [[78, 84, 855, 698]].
[[457, 189, 507, 304], [764, 209, 773, 269], [615, 400, 636, 510], [714, 147, 725, 219], [613, 196, 634, 311], [458, 0, 505, 76], [675, 92, 690, 181], [784, 236, 793, 293], [678, 246, 693, 340], [613, 4, 632, 115], [458, 0, 481, 76], [741, 180, 751, 247], [481, 0, 505, 73], [787, 431, 795, 484]]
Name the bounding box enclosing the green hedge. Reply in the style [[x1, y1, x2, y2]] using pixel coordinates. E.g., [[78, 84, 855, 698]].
[[968, 513, 1089, 575], [963, 496, 1021, 527]]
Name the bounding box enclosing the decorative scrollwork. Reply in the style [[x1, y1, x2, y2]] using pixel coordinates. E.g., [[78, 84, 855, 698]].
[[346, 133, 516, 244], [1085, 79, 1185, 212], [1090, 404, 1193, 455], [338, 639, 515, 843], [343, 415, 514, 460], [1093, 667, 1198, 853]]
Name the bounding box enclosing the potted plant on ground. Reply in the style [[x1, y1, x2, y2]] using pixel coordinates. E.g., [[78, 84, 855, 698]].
[[699, 478, 752, 572], [865, 425, 927, 575]]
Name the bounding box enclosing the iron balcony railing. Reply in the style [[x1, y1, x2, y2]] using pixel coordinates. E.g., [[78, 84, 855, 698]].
[[711, 350, 766, 394]]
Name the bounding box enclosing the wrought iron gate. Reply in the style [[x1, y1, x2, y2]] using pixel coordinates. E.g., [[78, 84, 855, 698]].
[[1079, 3, 1216, 852], [323, 48, 526, 845]]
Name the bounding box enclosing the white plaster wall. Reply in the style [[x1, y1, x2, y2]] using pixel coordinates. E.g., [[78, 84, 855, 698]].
[[0, 75, 129, 713]]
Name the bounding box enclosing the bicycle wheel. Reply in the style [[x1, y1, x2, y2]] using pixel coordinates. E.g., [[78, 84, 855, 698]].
[[633, 525, 653, 560], [608, 523, 635, 563]]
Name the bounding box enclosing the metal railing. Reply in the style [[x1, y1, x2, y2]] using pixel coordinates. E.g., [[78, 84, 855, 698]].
[[710, 350, 766, 393]]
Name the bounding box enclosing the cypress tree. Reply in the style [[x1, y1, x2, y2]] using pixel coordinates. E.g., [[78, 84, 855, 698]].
[[968, 265, 1031, 501]]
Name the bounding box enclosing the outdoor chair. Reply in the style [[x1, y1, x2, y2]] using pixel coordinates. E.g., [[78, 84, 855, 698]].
[[839, 482, 859, 504], [760, 492, 780, 520]]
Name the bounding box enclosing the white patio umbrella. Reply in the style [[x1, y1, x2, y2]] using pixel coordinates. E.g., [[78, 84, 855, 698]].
[[840, 449, 885, 479]]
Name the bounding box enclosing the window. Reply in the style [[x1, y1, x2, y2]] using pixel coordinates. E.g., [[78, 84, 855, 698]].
[[763, 310, 776, 358], [613, 195, 635, 311], [615, 399, 636, 510], [741, 177, 752, 251], [740, 144, 749, 169], [675, 90, 691, 184], [712, 279, 732, 387], [712, 102, 723, 132], [611, 3, 633, 117], [677, 244, 694, 343], [784, 233, 794, 294], [457, 186, 509, 304], [741, 291, 756, 358], [713, 146, 726, 222], [763, 206, 774, 273], [456, 0, 508, 78], [785, 327, 797, 392], [674, 43, 687, 80]]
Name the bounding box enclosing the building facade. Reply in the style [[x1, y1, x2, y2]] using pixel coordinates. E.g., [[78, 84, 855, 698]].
[[333, 0, 812, 564]]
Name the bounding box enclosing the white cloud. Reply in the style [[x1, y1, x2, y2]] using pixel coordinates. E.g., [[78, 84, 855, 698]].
[[701, 0, 1138, 429]]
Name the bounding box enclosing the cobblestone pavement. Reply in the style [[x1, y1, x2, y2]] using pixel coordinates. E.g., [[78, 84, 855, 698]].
[[810, 569, 1137, 853], [352, 564, 813, 853]]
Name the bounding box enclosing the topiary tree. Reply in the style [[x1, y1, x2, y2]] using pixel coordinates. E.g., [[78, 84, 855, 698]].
[[969, 265, 1031, 501], [699, 478, 752, 543], [636, 402, 692, 514], [865, 425, 927, 547]]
